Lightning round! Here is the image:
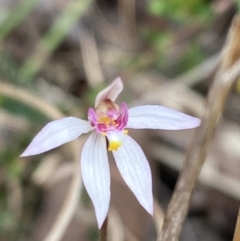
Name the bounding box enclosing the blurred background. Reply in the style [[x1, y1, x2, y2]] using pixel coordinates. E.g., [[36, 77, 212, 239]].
[[0, 0, 240, 240]]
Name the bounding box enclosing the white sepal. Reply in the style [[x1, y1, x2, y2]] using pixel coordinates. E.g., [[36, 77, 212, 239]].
[[127, 105, 201, 130], [113, 135, 153, 215], [95, 77, 123, 107], [21, 117, 93, 156], [81, 132, 110, 228]]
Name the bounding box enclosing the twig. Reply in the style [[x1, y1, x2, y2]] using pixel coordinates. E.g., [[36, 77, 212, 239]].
[[157, 15, 240, 241], [153, 199, 164, 233], [233, 209, 240, 241], [152, 143, 240, 201], [79, 30, 104, 87]]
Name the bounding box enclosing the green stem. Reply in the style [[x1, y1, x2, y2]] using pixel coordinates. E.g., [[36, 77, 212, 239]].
[[100, 216, 108, 241]]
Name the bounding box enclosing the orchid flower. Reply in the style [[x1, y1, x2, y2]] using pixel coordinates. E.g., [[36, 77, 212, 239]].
[[21, 78, 201, 228]]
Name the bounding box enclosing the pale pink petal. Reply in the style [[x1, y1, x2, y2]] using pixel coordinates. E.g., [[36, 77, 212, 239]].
[[81, 132, 110, 228], [127, 105, 201, 130], [112, 135, 153, 215], [95, 77, 123, 107], [21, 117, 93, 156], [116, 103, 129, 131]]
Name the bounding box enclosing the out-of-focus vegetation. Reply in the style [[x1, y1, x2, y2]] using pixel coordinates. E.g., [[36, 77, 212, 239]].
[[0, 0, 240, 240], [149, 0, 211, 22]]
